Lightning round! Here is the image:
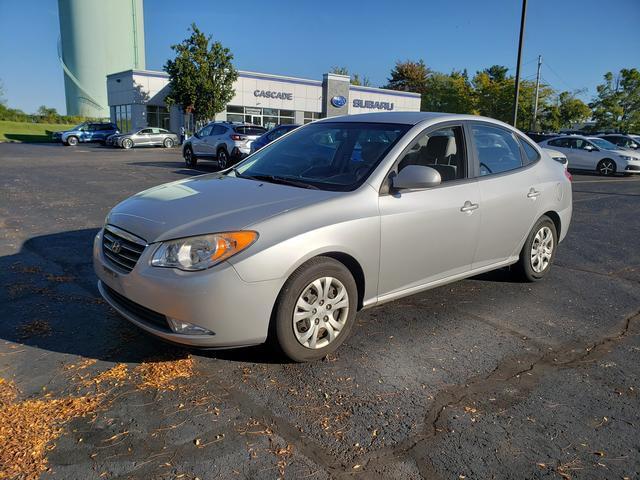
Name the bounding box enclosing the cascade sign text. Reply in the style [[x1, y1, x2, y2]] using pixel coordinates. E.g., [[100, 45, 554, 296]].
[[254, 90, 293, 100]]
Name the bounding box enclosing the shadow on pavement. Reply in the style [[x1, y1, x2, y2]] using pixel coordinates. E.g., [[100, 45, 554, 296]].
[[1, 228, 284, 364]]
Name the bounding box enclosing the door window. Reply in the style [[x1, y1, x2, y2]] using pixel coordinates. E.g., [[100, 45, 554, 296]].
[[139, 128, 153, 135], [518, 136, 540, 165], [397, 126, 467, 182], [470, 124, 523, 176], [198, 125, 213, 137], [548, 137, 570, 148]]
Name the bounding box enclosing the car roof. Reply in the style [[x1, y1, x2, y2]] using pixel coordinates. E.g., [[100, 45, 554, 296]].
[[316, 111, 516, 128]]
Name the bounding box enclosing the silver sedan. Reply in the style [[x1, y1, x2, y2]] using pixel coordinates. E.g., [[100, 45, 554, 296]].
[[94, 112, 572, 362], [109, 127, 179, 149]]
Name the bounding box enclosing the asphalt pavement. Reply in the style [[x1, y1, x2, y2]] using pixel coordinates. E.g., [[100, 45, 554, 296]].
[[0, 142, 638, 480]]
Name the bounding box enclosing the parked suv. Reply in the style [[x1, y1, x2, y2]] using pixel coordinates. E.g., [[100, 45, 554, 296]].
[[182, 122, 267, 168], [53, 122, 119, 146]]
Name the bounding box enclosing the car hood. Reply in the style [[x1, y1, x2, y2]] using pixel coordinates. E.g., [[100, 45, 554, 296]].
[[106, 174, 337, 243]]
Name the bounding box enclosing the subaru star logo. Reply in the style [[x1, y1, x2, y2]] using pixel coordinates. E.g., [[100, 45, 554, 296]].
[[111, 240, 122, 254], [331, 95, 347, 108]]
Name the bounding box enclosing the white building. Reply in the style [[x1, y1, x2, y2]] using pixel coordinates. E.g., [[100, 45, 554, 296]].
[[106, 69, 421, 133]]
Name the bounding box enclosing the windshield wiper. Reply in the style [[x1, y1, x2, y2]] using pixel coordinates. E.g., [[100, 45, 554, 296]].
[[243, 174, 320, 190]]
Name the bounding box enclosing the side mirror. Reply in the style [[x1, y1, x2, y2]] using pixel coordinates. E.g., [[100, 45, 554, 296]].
[[584, 144, 596, 152], [392, 165, 442, 190]]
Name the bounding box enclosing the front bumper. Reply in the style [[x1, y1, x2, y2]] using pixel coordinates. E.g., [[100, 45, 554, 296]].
[[93, 229, 282, 348]]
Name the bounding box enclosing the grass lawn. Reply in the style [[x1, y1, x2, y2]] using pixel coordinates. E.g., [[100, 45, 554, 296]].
[[0, 120, 75, 143]]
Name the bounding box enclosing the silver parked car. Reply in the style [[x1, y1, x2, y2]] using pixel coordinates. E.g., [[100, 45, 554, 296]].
[[94, 112, 572, 362], [182, 122, 267, 169], [108, 128, 179, 149], [539, 135, 640, 175]]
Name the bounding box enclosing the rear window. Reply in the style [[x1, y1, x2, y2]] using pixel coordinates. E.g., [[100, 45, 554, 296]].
[[235, 126, 267, 136]]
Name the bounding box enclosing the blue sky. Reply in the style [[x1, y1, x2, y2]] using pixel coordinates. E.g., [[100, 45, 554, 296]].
[[1, 0, 638, 114]]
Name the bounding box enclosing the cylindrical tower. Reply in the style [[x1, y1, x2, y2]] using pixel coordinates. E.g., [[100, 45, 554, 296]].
[[57, 0, 145, 117]]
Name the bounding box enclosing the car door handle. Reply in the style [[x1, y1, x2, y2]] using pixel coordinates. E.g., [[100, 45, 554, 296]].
[[460, 201, 479, 213], [527, 188, 541, 199]]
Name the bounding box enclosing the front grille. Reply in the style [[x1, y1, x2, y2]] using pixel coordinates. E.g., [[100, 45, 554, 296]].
[[102, 283, 170, 332], [625, 165, 640, 171], [102, 225, 146, 273]]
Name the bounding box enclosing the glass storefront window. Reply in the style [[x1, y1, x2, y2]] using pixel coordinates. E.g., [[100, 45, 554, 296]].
[[227, 114, 244, 123], [304, 111, 322, 124], [227, 105, 243, 113], [113, 104, 132, 133], [223, 106, 298, 128], [147, 105, 170, 130]]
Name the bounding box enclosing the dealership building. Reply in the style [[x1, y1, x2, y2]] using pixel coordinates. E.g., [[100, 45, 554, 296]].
[[106, 69, 421, 133]]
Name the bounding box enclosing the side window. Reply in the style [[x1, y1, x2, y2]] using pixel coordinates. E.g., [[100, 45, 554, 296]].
[[198, 125, 213, 137], [548, 138, 567, 148], [267, 128, 285, 142], [139, 128, 153, 134], [396, 126, 467, 182], [519, 137, 540, 165], [211, 125, 225, 135], [470, 124, 523, 176]]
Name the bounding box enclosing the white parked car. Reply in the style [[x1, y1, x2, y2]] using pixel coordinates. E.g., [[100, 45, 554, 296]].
[[539, 135, 640, 176]]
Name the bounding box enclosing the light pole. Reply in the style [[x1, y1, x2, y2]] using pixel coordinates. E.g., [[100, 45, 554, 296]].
[[512, 0, 528, 127]]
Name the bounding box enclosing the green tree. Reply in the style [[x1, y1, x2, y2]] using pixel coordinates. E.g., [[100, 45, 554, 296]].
[[590, 68, 640, 132], [164, 23, 238, 123], [422, 70, 475, 114], [0, 79, 5, 105], [330, 66, 371, 86], [36, 105, 59, 122], [385, 59, 430, 94], [471, 67, 514, 122]]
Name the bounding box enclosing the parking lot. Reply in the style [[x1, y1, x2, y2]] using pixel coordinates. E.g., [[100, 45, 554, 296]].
[[1, 142, 639, 479]]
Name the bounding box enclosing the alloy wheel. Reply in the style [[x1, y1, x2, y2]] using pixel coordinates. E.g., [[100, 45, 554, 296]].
[[598, 160, 615, 175], [218, 150, 228, 169], [530, 226, 554, 273], [292, 276, 349, 349]]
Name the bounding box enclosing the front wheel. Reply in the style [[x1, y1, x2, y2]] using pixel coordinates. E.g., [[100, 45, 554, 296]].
[[184, 147, 197, 167], [122, 138, 133, 149], [513, 216, 558, 282], [217, 149, 229, 169], [273, 257, 357, 362], [597, 158, 616, 176]]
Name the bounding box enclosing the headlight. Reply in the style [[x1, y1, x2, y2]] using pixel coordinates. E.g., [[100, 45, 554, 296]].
[[619, 155, 634, 161], [151, 231, 258, 271]]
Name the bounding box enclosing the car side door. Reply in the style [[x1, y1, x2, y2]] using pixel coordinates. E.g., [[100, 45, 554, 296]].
[[377, 123, 481, 299], [470, 122, 543, 268], [192, 125, 213, 155]]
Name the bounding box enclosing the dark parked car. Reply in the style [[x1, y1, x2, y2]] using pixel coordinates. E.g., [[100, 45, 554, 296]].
[[53, 122, 119, 146], [597, 134, 639, 150], [250, 124, 301, 153]]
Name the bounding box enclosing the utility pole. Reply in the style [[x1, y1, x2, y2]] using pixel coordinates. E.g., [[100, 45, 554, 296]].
[[531, 55, 543, 131], [512, 0, 528, 127]]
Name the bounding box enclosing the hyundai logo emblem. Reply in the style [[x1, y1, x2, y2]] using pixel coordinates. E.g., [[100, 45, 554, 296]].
[[331, 95, 347, 108], [111, 240, 122, 254]]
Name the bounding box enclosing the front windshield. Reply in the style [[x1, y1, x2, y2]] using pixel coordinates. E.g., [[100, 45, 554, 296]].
[[232, 122, 409, 191], [590, 138, 618, 150]]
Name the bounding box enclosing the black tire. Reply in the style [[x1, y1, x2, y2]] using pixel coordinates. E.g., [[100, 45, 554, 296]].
[[597, 158, 616, 176], [513, 215, 558, 282], [66, 136, 78, 146], [273, 257, 358, 362], [184, 147, 197, 167], [217, 148, 229, 169], [163, 138, 174, 148], [122, 138, 133, 149]]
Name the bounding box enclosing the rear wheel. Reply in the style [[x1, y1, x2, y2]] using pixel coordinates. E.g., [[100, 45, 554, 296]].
[[184, 147, 197, 167], [163, 138, 174, 148], [217, 148, 229, 169], [597, 158, 616, 176], [513, 215, 557, 282], [273, 257, 357, 362], [66, 136, 78, 146]]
